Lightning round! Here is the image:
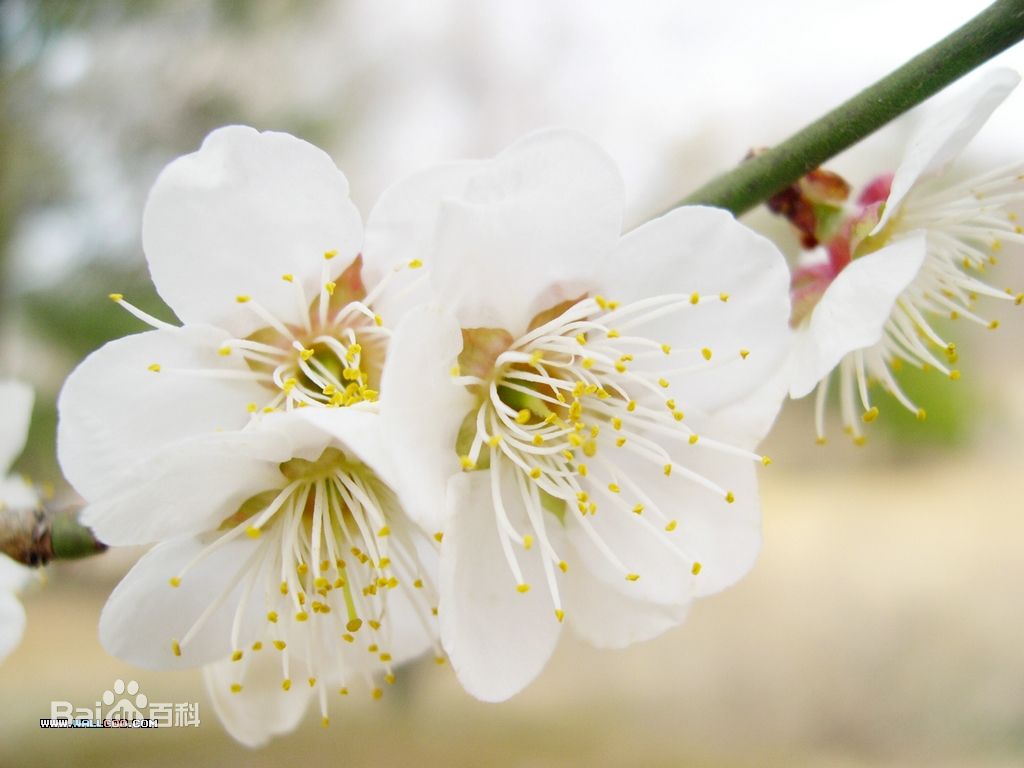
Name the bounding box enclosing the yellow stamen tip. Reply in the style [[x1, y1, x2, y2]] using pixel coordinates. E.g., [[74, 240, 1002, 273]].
[[372, 688, 383, 700], [408, 258, 423, 269], [230, 684, 242, 694], [108, 293, 124, 302], [665, 520, 678, 532], [171, 640, 181, 657], [231, 650, 243, 662], [761, 455, 772, 466], [434, 532, 444, 543], [516, 583, 531, 594], [346, 618, 363, 633], [862, 406, 879, 423], [245, 525, 261, 539], [235, 295, 250, 304], [555, 609, 565, 623], [949, 370, 961, 381], [377, 525, 390, 537], [691, 561, 702, 576], [724, 491, 735, 504], [739, 349, 750, 359], [321, 717, 330, 729], [281, 273, 294, 282], [558, 560, 569, 573], [147, 363, 161, 373], [625, 573, 640, 582], [323, 250, 337, 260], [168, 576, 181, 588], [916, 408, 928, 421], [701, 347, 713, 361], [689, 292, 700, 305], [282, 679, 292, 691], [523, 535, 534, 550]]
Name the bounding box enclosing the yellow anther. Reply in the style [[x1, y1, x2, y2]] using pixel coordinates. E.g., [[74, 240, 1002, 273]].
[[661, 344, 671, 355], [608, 483, 620, 494], [297, 563, 308, 575], [689, 292, 700, 305], [989, 320, 1000, 330], [740, 349, 750, 359], [615, 437, 626, 447], [607, 329, 620, 338], [523, 535, 534, 550], [691, 562, 702, 576], [665, 520, 678, 532], [719, 292, 730, 302], [614, 362, 627, 373], [529, 467, 542, 480], [673, 410, 685, 422], [459, 455, 476, 470], [218, 346, 231, 356], [665, 399, 676, 411], [267, 611, 278, 623], [308, 677, 317, 688], [862, 406, 879, 423], [230, 683, 242, 694], [342, 633, 354, 643], [322, 717, 330, 729], [577, 463, 588, 477], [582, 440, 597, 457], [1016, 293, 1023, 305], [168, 576, 181, 588], [611, 417, 623, 431], [324, 250, 337, 260], [688, 434, 699, 445], [815, 436, 827, 446], [663, 463, 673, 476], [273, 640, 287, 651], [346, 618, 363, 632], [625, 573, 640, 582], [147, 363, 161, 373], [558, 560, 569, 573], [701, 347, 713, 361], [516, 408, 532, 424], [324, 281, 337, 296], [575, 333, 587, 346], [281, 678, 292, 691], [449, 363, 461, 377], [632, 503, 644, 515], [235, 295, 250, 304], [516, 583, 531, 594], [108, 293, 124, 302], [374, 314, 383, 326], [487, 435, 503, 448], [554, 609, 565, 623], [595, 295, 609, 310], [853, 435, 867, 447], [171, 640, 181, 657], [408, 258, 424, 269], [949, 370, 961, 381], [281, 273, 294, 283], [532, 434, 544, 446], [434, 532, 444, 543], [658, 378, 669, 388], [627, 400, 638, 412], [384, 673, 396, 685], [568, 432, 584, 448], [916, 408, 928, 421], [761, 456, 772, 466], [231, 650, 243, 662], [252, 641, 263, 651], [295, 611, 309, 622], [246, 403, 258, 413], [300, 348, 314, 361], [529, 350, 544, 365], [377, 525, 390, 537], [245, 525, 261, 539], [413, 578, 424, 589], [725, 491, 735, 504], [372, 688, 384, 700], [368, 619, 382, 630], [582, 358, 595, 370]]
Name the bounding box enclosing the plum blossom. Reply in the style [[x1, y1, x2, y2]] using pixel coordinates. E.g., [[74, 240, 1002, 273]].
[[371, 130, 791, 701], [83, 409, 441, 746], [0, 381, 38, 664], [788, 68, 1024, 442], [58, 125, 428, 509]]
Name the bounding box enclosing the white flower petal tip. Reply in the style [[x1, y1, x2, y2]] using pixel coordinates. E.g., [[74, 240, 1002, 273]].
[[877, 67, 1020, 233], [142, 125, 363, 337], [0, 380, 34, 475]]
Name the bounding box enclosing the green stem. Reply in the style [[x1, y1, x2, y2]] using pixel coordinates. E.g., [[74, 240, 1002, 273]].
[[677, 0, 1024, 215]]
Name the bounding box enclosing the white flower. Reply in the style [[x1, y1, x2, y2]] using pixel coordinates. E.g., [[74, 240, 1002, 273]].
[[789, 68, 1024, 442], [0, 380, 38, 664], [81, 409, 440, 746], [58, 125, 427, 507], [370, 130, 791, 701]]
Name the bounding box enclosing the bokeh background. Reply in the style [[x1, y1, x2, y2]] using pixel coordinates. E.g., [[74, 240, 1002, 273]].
[[2, 1, 1023, 766]]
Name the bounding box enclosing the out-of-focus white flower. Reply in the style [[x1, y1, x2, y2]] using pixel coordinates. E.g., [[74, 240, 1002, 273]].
[[789, 68, 1024, 443], [58, 125, 428, 508], [371, 130, 791, 701], [82, 409, 440, 747], [0, 380, 38, 664]]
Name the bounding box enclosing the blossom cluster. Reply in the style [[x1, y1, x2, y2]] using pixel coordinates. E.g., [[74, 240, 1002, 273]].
[[46, 68, 1021, 745]]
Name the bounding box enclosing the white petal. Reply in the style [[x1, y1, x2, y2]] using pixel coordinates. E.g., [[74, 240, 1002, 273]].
[[439, 470, 561, 702], [0, 554, 32, 594], [877, 68, 1020, 232], [202, 653, 311, 748], [430, 129, 624, 334], [363, 160, 480, 280], [0, 380, 33, 475], [99, 534, 267, 670], [600, 205, 791, 435], [564, 562, 689, 650], [80, 431, 288, 546], [0, 591, 26, 665], [58, 325, 266, 501], [789, 233, 926, 398], [0, 475, 38, 512], [143, 125, 363, 337], [379, 305, 474, 532]]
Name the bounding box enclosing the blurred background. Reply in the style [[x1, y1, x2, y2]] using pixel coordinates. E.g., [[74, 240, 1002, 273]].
[[2, 1, 1023, 766]]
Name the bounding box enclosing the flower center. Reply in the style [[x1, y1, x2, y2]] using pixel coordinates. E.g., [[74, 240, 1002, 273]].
[[165, 447, 440, 721], [453, 294, 764, 617]]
